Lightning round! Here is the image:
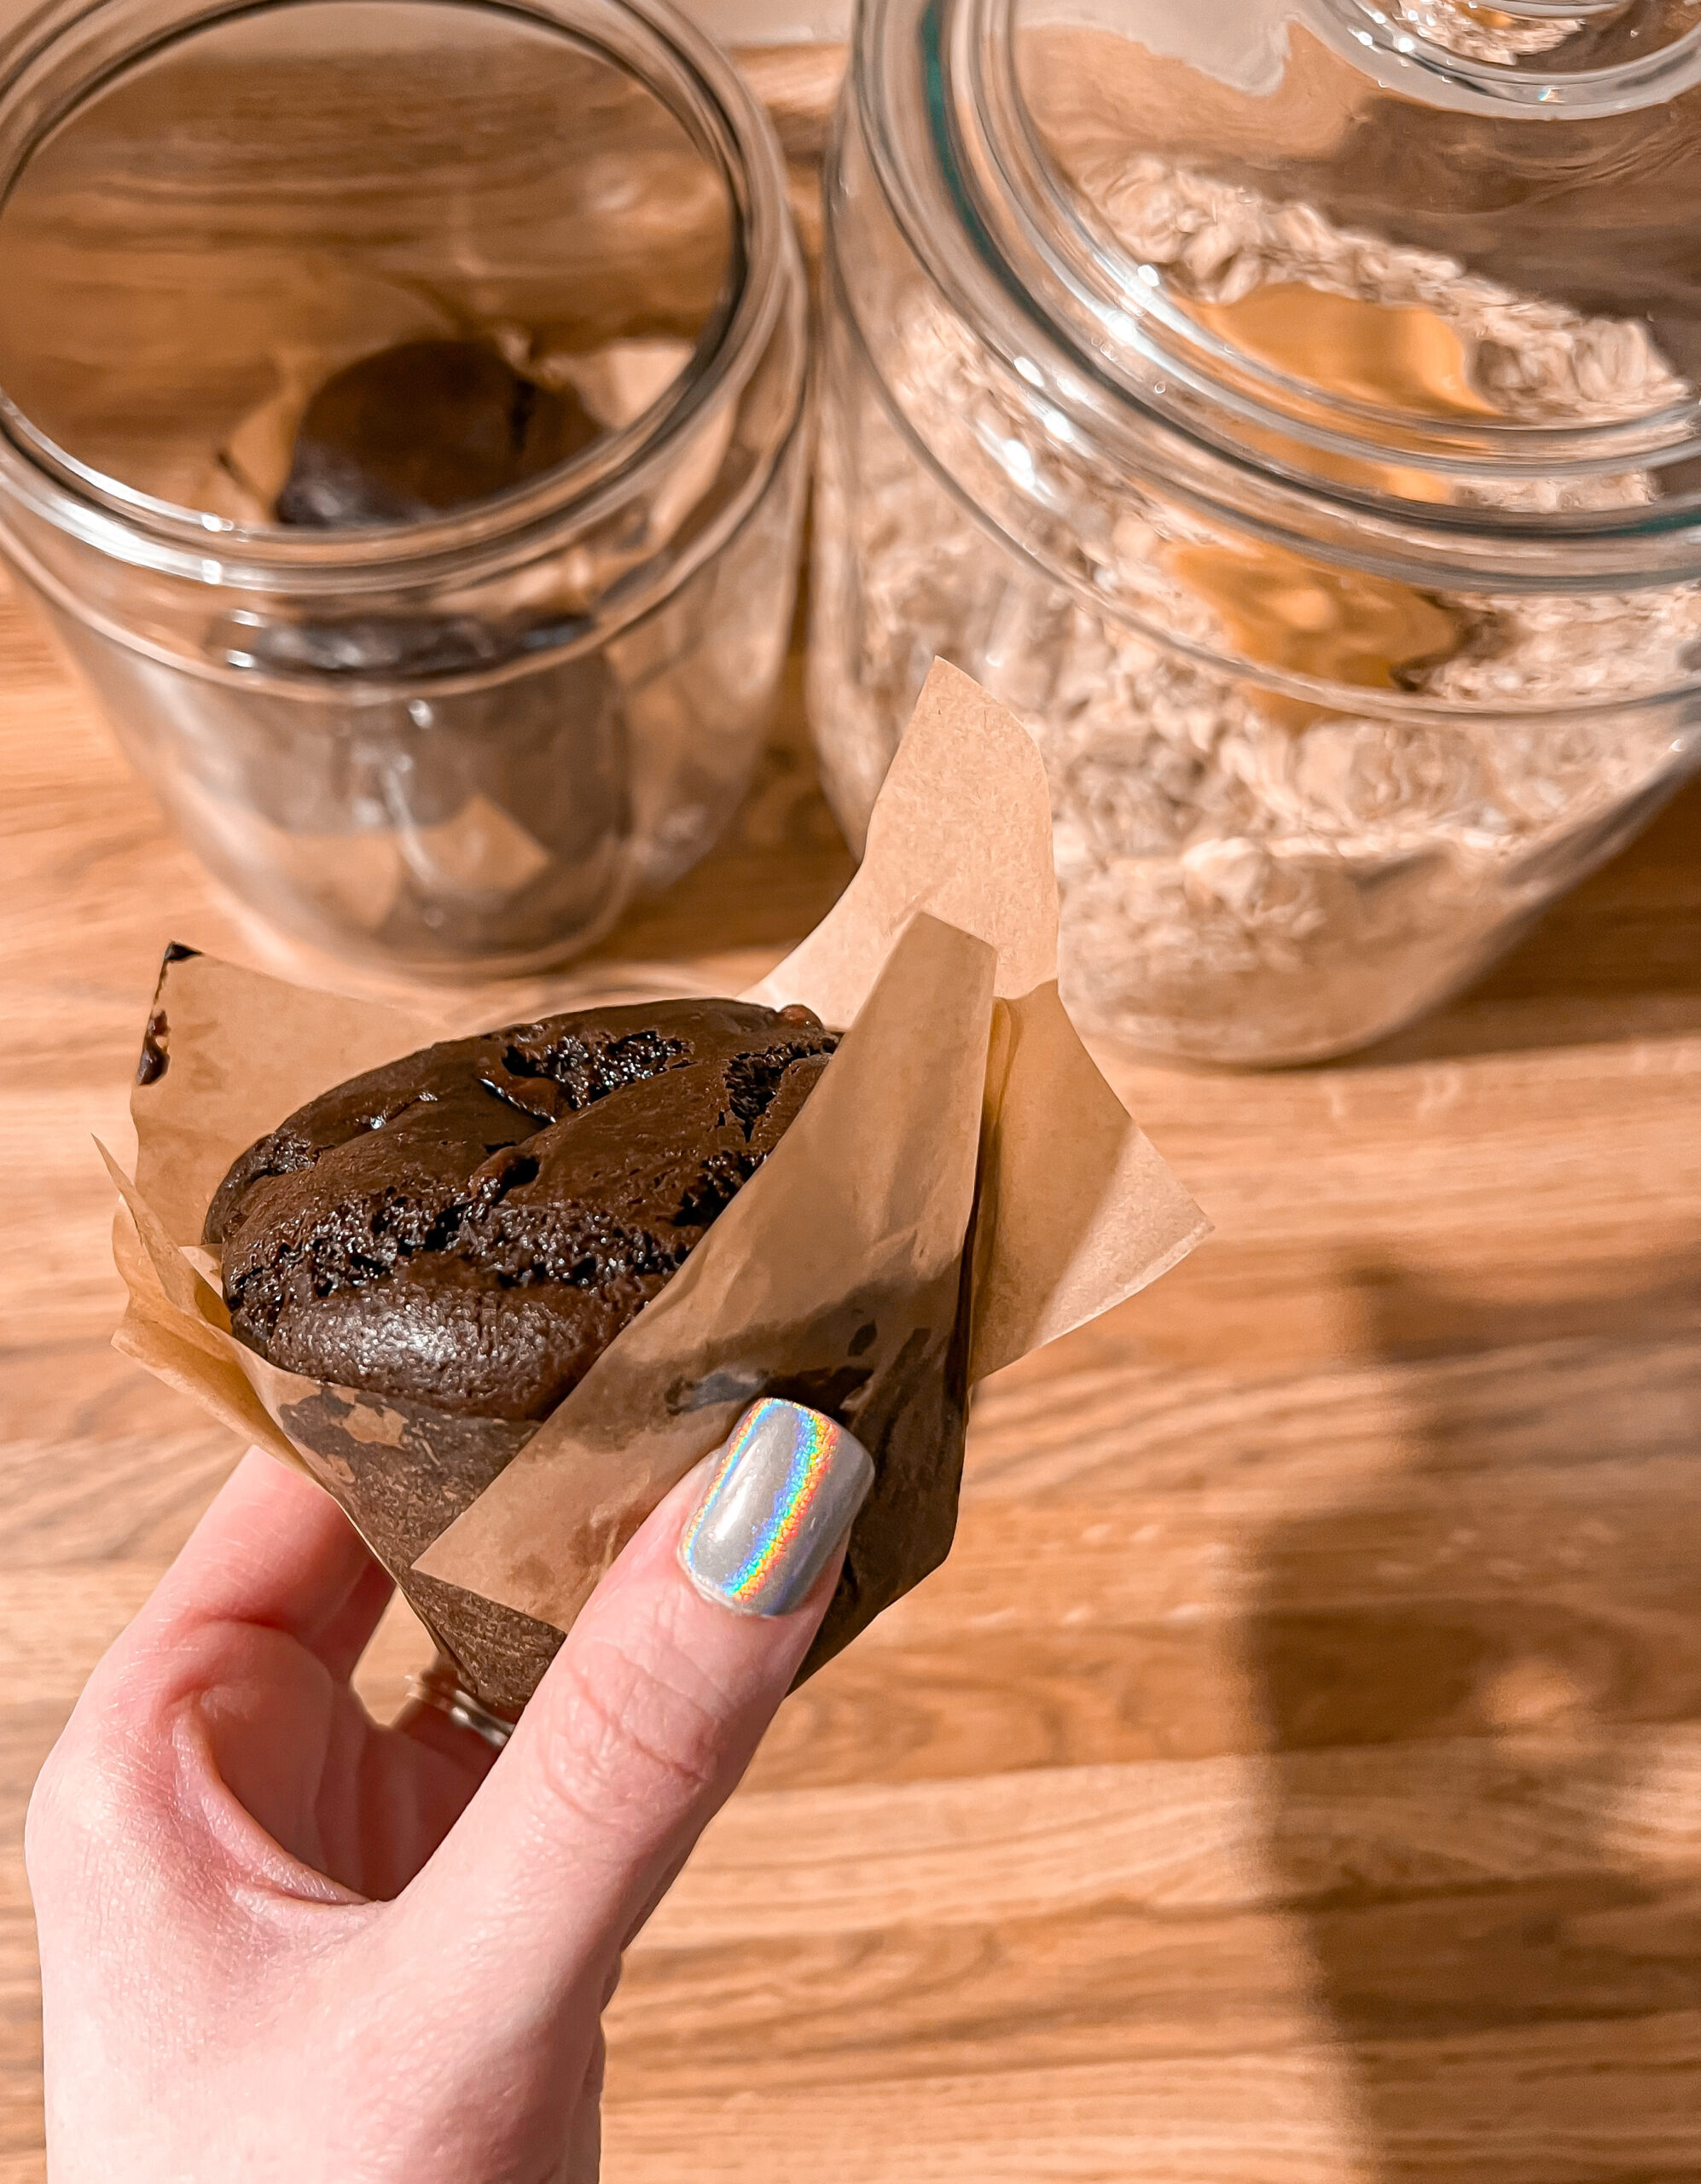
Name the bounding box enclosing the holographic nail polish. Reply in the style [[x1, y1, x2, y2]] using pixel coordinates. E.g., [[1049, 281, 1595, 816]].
[[678, 1397, 874, 1617]]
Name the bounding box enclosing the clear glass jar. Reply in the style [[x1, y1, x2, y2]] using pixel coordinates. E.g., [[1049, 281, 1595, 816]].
[[810, 0, 1701, 1063], [0, 0, 807, 976]]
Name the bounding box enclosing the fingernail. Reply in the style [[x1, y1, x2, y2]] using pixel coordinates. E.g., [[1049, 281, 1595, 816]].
[[678, 1398, 874, 1617]]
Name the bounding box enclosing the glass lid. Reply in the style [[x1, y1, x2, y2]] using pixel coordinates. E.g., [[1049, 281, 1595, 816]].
[[868, 0, 1701, 521]]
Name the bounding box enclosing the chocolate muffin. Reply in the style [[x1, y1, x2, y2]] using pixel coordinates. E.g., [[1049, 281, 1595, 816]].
[[275, 338, 602, 529], [207, 998, 837, 1420], [191, 338, 626, 969]]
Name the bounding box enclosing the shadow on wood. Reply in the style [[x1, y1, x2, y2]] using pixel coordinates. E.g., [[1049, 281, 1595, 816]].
[[1243, 1253, 1701, 2181], [1344, 775, 1701, 1069]]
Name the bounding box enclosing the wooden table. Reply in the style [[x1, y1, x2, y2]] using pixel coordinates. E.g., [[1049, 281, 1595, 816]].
[[3, 560, 1700, 2182]]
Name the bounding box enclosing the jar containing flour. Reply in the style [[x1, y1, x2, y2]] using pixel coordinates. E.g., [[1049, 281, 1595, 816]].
[[810, 0, 1701, 1062]]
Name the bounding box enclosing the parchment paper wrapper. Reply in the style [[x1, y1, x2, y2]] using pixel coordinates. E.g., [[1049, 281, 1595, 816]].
[[108, 664, 1209, 1713]]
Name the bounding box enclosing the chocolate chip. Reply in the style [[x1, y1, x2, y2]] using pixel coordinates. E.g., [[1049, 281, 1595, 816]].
[[136, 1008, 169, 1086]]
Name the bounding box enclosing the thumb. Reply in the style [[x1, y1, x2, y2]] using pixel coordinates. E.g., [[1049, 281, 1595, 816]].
[[386, 1399, 872, 2017]]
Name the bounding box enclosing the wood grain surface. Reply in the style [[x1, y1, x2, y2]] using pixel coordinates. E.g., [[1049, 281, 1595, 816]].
[[3, 545, 1700, 2184]]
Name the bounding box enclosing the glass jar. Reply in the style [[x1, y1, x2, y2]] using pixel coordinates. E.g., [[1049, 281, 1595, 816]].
[[810, 0, 1701, 1063], [0, 0, 807, 976]]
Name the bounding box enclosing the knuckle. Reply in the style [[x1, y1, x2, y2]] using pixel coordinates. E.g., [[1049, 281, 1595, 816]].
[[22, 1745, 75, 1895], [25, 1673, 174, 1904], [534, 1602, 727, 1836], [23, 1727, 119, 1900]]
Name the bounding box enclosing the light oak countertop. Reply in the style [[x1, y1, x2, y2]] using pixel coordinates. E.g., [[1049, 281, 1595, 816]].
[[3, 566, 1700, 2181]]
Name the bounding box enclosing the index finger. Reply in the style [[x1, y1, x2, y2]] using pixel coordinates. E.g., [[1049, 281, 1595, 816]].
[[27, 1449, 392, 1918], [136, 1447, 392, 1679]]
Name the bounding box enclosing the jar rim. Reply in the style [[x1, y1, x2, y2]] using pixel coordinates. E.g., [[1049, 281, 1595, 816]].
[[847, 0, 1701, 583], [0, 0, 803, 595]]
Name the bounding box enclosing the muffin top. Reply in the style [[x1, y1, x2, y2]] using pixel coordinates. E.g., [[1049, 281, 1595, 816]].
[[207, 998, 836, 1419], [275, 339, 601, 528]]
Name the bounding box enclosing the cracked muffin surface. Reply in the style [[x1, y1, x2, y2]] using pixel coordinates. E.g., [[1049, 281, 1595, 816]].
[[207, 998, 837, 1419]]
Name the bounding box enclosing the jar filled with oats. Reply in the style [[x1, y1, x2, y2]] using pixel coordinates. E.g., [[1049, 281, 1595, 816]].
[[810, 0, 1701, 1062]]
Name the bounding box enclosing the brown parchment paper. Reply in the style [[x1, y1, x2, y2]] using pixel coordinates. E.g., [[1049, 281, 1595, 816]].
[[108, 662, 1209, 1711]]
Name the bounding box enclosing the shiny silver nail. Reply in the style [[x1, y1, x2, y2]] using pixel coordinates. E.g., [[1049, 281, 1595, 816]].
[[678, 1398, 874, 1617]]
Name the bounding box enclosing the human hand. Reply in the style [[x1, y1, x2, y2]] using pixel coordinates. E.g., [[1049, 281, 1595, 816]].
[[26, 1399, 872, 2183]]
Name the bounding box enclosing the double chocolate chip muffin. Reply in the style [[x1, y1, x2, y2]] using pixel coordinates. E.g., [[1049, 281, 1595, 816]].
[[274, 339, 601, 531], [190, 337, 626, 969], [208, 998, 837, 1420]]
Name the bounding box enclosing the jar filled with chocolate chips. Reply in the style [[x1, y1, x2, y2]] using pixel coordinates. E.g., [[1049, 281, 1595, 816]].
[[0, 0, 808, 973]]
